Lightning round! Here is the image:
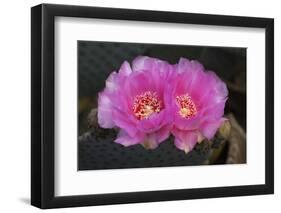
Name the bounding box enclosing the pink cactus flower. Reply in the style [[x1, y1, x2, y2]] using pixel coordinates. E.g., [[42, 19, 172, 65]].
[[98, 56, 174, 149], [170, 58, 228, 153], [98, 56, 228, 153]]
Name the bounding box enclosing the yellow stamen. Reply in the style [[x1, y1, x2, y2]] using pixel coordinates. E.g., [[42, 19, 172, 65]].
[[176, 94, 197, 119], [133, 91, 162, 120]]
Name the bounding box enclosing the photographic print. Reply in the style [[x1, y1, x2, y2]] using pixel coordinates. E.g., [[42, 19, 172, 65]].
[[78, 41, 246, 170], [31, 4, 273, 208]]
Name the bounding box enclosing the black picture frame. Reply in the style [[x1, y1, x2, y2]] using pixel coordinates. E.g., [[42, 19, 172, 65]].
[[31, 3, 274, 209]]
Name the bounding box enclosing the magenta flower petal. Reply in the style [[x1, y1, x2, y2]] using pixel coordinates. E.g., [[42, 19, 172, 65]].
[[141, 124, 171, 149], [98, 56, 174, 149], [172, 128, 198, 153], [119, 61, 132, 76], [115, 129, 145, 147], [174, 115, 200, 131], [112, 109, 139, 137], [131, 56, 150, 71], [171, 57, 228, 153], [97, 71, 121, 128], [200, 118, 225, 140], [97, 92, 115, 128], [132, 56, 166, 72], [137, 110, 166, 133], [104, 71, 118, 92], [155, 124, 171, 142]]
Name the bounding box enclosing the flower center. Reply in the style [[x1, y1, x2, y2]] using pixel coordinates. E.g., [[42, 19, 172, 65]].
[[133, 91, 162, 120], [176, 94, 197, 118]]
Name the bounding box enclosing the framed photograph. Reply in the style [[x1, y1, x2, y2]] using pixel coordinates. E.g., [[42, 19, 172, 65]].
[[31, 3, 274, 209]]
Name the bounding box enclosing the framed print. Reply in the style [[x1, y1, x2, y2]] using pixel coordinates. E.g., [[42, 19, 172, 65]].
[[31, 3, 274, 209]]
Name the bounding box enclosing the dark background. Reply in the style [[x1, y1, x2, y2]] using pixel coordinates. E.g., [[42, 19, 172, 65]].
[[78, 41, 246, 170]]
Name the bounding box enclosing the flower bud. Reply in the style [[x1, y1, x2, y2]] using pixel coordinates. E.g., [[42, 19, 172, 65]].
[[218, 119, 231, 139]]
